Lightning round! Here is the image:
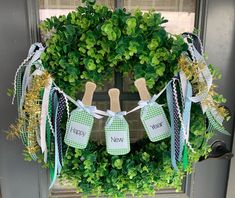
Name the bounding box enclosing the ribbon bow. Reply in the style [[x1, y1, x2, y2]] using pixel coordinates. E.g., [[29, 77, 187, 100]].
[[106, 110, 127, 127], [76, 100, 104, 119], [138, 94, 158, 108], [138, 95, 160, 118]]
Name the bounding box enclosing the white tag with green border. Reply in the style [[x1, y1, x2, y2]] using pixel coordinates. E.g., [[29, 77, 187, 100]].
[[134, 78, 171, 142], [140, 102, 170, 142], [105, 113, 130, 155], [65, 107, 94, 149]]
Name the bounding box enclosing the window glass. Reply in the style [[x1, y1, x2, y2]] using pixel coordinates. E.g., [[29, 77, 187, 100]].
[[39, 0, 115, 20], [124, 0, 196, 34], [39, 0, 196, 34]]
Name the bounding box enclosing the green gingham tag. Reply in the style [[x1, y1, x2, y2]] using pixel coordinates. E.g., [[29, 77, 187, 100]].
[[140, 102, 170, 142], [105, 111, 130, 155], [65, 107, 94, 149]]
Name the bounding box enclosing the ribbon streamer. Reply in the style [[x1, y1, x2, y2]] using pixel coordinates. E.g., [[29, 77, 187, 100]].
[[49, 88, 63, 189], [20, 44, 45, 110], [179, 72, 193, 142], [167, 81, 178, 170], [206, 110, 230, 135], [179, 72, 194, 168], [12, 42, 44, 106], [40, 78, 53, 156], [167, 77, 194, 170], [12, 53, 34, 106], [56, 93, 67, 166], [48, 88, 58, 184], [182, 33, 229, 136], [49, 99, 60, 189], [182, 33, 213, 103], [172, 79, 182, 163], [45, 89, 53, 165]]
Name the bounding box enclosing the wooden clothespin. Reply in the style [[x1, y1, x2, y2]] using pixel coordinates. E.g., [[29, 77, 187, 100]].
[[82, 82, 97, 106], [108, 88, 121, 112], [134, 78, 151, 101]]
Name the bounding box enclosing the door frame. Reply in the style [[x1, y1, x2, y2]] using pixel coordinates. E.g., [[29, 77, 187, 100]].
[[227, 127, 235, 197]]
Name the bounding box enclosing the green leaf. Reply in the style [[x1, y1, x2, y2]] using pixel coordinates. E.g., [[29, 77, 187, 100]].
[[114, 159, 123, 169], [142, 152, 150, 162]]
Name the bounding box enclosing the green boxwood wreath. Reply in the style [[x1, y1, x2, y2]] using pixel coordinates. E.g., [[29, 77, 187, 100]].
[[29, 0, 227, 197]]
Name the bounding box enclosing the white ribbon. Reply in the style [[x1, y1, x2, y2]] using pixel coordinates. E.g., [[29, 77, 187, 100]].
[[179, 71, 187, 101], [40, 78, 53, 159], [75, 100, 105, 119], [182, 34, 213, 104], [138, 94, 158, 107], [20, 43, 45, 110], [28, 43, 44, 57], [180, 73, 193, 144], [210, 107, 224, 125], [189, 91, 208, 103], [106, 110, 127, 127]]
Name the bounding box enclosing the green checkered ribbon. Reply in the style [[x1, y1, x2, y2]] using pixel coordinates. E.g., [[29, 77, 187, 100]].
[[65, 107, 94, 149], [183, 143, 188, 170], [19, 115, 38, 161], [105, 111, 130, 155], [49, 88, 58, 185], [206, 110, 230, 135], [14, 57, 32, 146], [139, 98, 170, 142], [12, 43, 45, 150]]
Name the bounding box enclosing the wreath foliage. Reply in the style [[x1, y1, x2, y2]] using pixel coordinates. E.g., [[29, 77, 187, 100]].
[[18, 0, 227, 197]]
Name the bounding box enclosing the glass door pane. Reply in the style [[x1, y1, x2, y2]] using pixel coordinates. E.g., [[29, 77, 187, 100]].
[[39, 0, 115, 20], [124, 0, 196, 34]]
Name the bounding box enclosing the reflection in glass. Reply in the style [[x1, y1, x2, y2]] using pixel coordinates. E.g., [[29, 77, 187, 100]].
[[39, 0, 115, 20], [124, 0, 196, 34]]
